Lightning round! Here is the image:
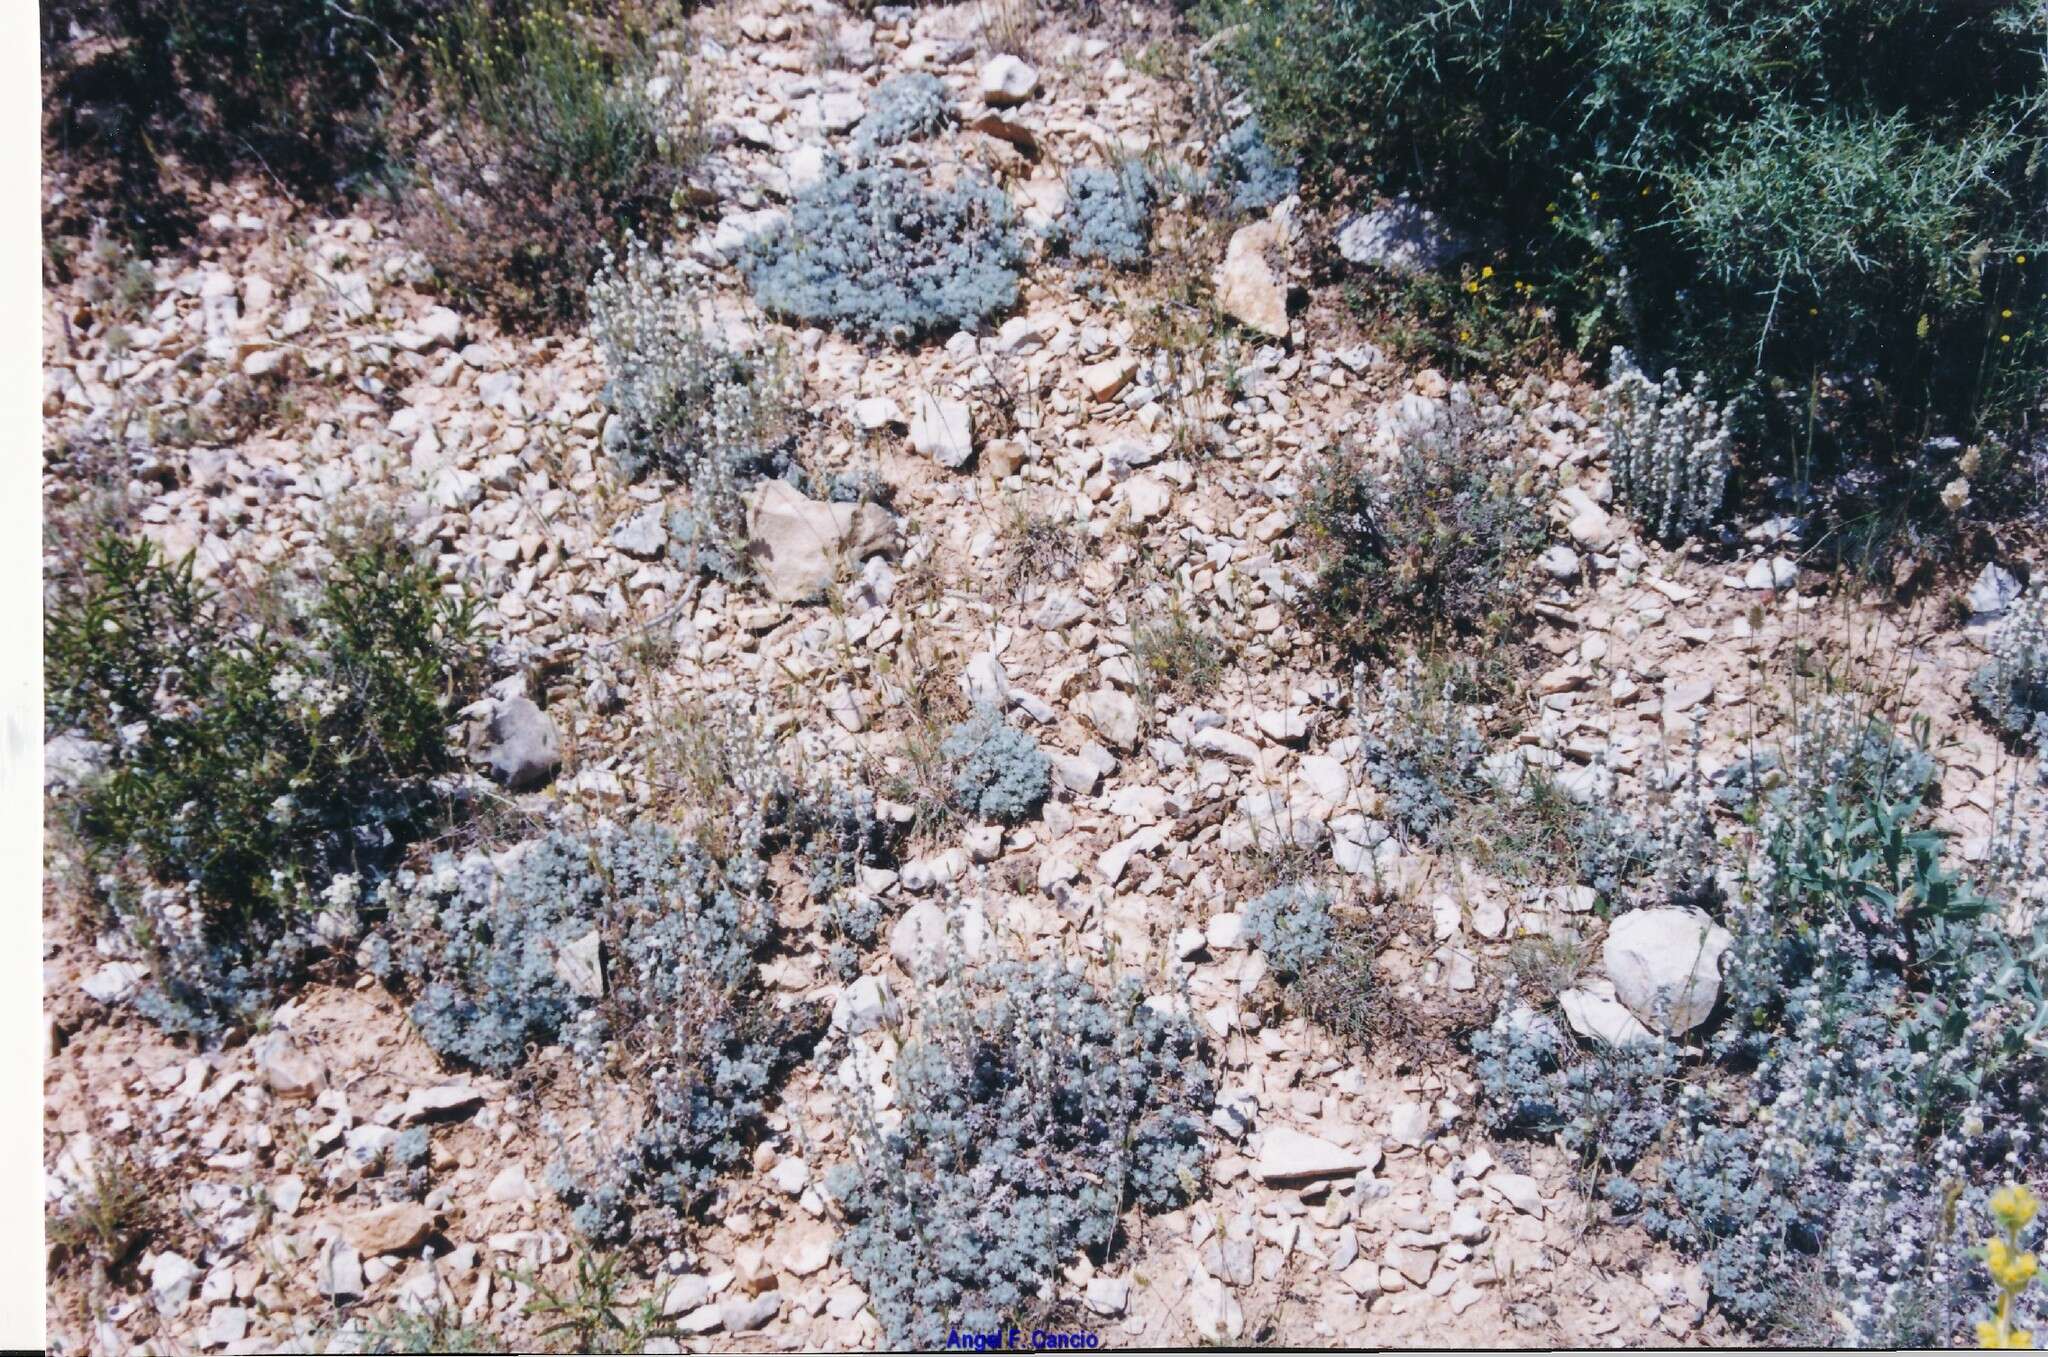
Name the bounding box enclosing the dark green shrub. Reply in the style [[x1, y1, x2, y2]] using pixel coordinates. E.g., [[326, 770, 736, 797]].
[[401, 0, 699, 328], [45, 526, 482, 1033], [1302, 390, 1548, 655], [1203, 0, 2048, 459], [42, 0, 452, 241]]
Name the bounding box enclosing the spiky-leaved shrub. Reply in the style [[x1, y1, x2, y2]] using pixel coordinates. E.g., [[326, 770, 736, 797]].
[[1600, 348, 1734, 543], [373, 822, 787, 1242], [941, 706, 1051, 825], [1056, 161, 1154, 268], [589, 233, 800, 555], [1200, 0, 2048, 459], [1971, 586, 2048, 748], [828, 960, 1211, 1348], [852, 73, 952, 156], [45, 526, 482, 1036], [742, 160, 1022, 344]]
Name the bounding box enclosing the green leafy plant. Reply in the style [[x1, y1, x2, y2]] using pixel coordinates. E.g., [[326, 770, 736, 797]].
[[45, 525, 482, 1035], [47, 1147, 157, 1269], [521, 1250, 672, 1355]]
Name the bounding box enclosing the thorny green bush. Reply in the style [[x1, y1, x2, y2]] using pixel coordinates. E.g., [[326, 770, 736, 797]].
[[1473, 699, 2048, 1342], [589, 234, 801, 554], [1201, 0, 2048, 466], [372, 820, 793, 1244], [403, 0, 698, 329], [45, 527, 482, 1036], [828, 960, 1211, 1348], [1303, 387, 1549, 656], [743, 159, 1023, 344]]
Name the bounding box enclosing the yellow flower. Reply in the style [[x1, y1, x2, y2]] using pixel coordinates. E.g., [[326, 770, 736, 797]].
[[1458, 328, 1472, 342], [2002, 334, 2013, 344], [1987, 1236, 2041, 1291], [1589, 190, 1600, 200], [2020, 254, 2030, 265], [1993, 1185, 2041, 1231], [2003, 308, 2015, 319], [1976, 1319, 2036, 1348], [1481, 265, 1494, 279], [1546, 201, 1559, 213]]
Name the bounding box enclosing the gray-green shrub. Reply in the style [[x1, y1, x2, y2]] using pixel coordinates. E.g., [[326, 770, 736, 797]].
[[1055, 162, 1154, 268], [374, 821, 787, 1243], [1599, 348, 1734, 543], [588, 233, 800, 552], [742, 160, 1022, 344], [852, 73, 951, 156], [1971, 587, 2048, 748], [941, 706, 1051, 825], [1302, 388, 1548, 655], [828, 960, 1210, 1348]]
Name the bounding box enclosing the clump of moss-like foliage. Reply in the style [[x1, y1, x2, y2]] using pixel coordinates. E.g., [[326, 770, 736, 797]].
[[829, 959, 1211, 1348], [941, 706, 1051, 825], [372, 821, 798, 1243], [743, 160, 1023, 344], [853, 73, 952, 156], [1056, 161, 1154, 268]]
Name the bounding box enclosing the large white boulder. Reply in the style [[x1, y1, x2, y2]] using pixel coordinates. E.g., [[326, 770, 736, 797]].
[[1603, 906, 1733, 1034]]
